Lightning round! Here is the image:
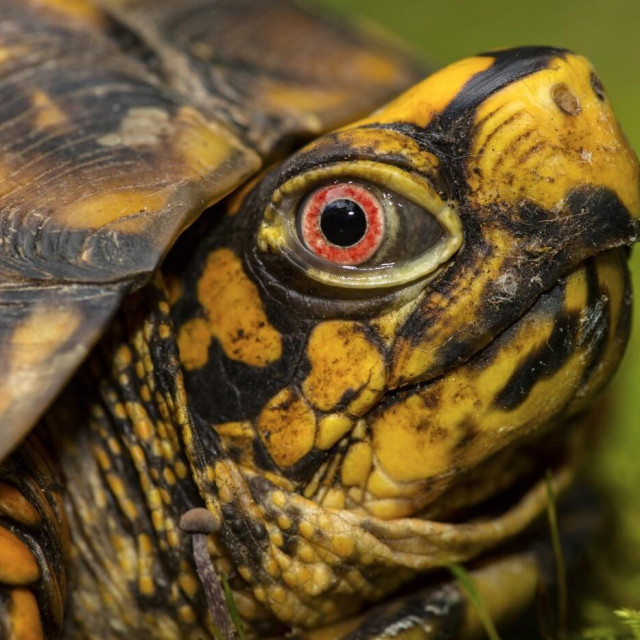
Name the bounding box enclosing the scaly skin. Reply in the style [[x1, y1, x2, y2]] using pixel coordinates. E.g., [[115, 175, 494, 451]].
[[0, 4, 638, 638]]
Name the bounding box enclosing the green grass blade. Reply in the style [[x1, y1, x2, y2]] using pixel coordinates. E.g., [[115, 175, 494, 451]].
[[448, 562, 502, 640], [615, 609, 640, 639], [221, 574, 248, 640], [546, 470, 568, 640]]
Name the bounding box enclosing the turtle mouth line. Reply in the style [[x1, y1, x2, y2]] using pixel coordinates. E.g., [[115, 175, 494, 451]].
[[415, 423, 577, 524]]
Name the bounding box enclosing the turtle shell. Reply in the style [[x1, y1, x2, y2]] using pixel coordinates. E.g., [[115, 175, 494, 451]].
[[0, 0, 423, 460]]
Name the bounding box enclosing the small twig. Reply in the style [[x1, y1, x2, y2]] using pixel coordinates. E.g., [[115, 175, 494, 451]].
[[545, 471, 568, 640], [180, 508, 236, 640]]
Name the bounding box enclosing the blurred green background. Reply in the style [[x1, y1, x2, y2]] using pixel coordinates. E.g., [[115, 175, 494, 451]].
[[315, 0, 640, 632]]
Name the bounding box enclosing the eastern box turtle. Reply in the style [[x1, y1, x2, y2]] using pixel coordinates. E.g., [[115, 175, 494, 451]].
[[0, 1, 638, 639]]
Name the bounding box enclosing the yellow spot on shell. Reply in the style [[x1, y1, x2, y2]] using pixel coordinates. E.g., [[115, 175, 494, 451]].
[[31, 0, 107, 27], [341, 442, 373, 487], [0, 45, 29, 66], [257, 387, 316, 468], [31, 89, 68, 129], [180, 249, 282, 370], [56, 188, 171, 230], [10, 307, 82, 372], [302, 321, 386, 414], [173, 107, 244, 183]]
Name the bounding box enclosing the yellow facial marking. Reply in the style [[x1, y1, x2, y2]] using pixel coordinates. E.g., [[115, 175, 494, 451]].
[[374, 266, 596, 486], [258, 387, 316, 468], [319, 488, 346, 510], [31, 90, 68, 129], [315, 414, 354, 450], [357, 56, 495, 129], [352, 50, 403, 84], [0, 45, 30, 66], [29, 0, 106, 26], [97, 107, 172, 148], [176, 318, 211, 371], [340, 442, 373, 487], [302, 321, 385, 414], [467, 55, 640, 216], [182, 248, 282, 369], [266, 84, 347, 117], [369, 296, 424, 348]]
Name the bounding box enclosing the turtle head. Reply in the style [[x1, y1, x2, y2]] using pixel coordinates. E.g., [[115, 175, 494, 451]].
[[173, 47, 639, 523]]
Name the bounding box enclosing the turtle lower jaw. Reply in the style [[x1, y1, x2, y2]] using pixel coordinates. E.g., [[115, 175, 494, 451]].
[[335, 446, 576, 573]]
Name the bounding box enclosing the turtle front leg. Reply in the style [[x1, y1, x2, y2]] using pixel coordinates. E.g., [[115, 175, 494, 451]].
[[0, 436, 69, 639], [300, 490, 597, 640]]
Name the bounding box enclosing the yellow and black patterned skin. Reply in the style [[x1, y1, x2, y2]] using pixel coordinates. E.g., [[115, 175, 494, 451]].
[[0, 1, 639, 639]]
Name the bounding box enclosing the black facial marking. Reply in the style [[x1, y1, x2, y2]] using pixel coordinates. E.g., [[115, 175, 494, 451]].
[[590, 71, 606, 101], [435, 46, 569, 132], [370, 47, 570, 200], [319, 199, 367, 247], [494, 282, 578, 412]]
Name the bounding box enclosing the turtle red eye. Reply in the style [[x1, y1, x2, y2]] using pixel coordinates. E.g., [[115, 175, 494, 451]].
[[298, 183, 385, 265]]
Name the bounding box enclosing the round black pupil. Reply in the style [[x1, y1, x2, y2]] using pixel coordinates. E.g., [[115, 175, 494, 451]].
[[319, 199, 367, 247]]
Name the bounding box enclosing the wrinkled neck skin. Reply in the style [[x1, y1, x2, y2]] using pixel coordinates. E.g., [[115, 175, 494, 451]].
[[55, 47, 639, 638]]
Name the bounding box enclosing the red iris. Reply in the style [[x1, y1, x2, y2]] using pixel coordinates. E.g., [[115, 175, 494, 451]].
[[298, 183, 385, 265]]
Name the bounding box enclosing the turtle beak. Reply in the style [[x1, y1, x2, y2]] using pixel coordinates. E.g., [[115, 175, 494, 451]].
[[351, 48, 640, 388]]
